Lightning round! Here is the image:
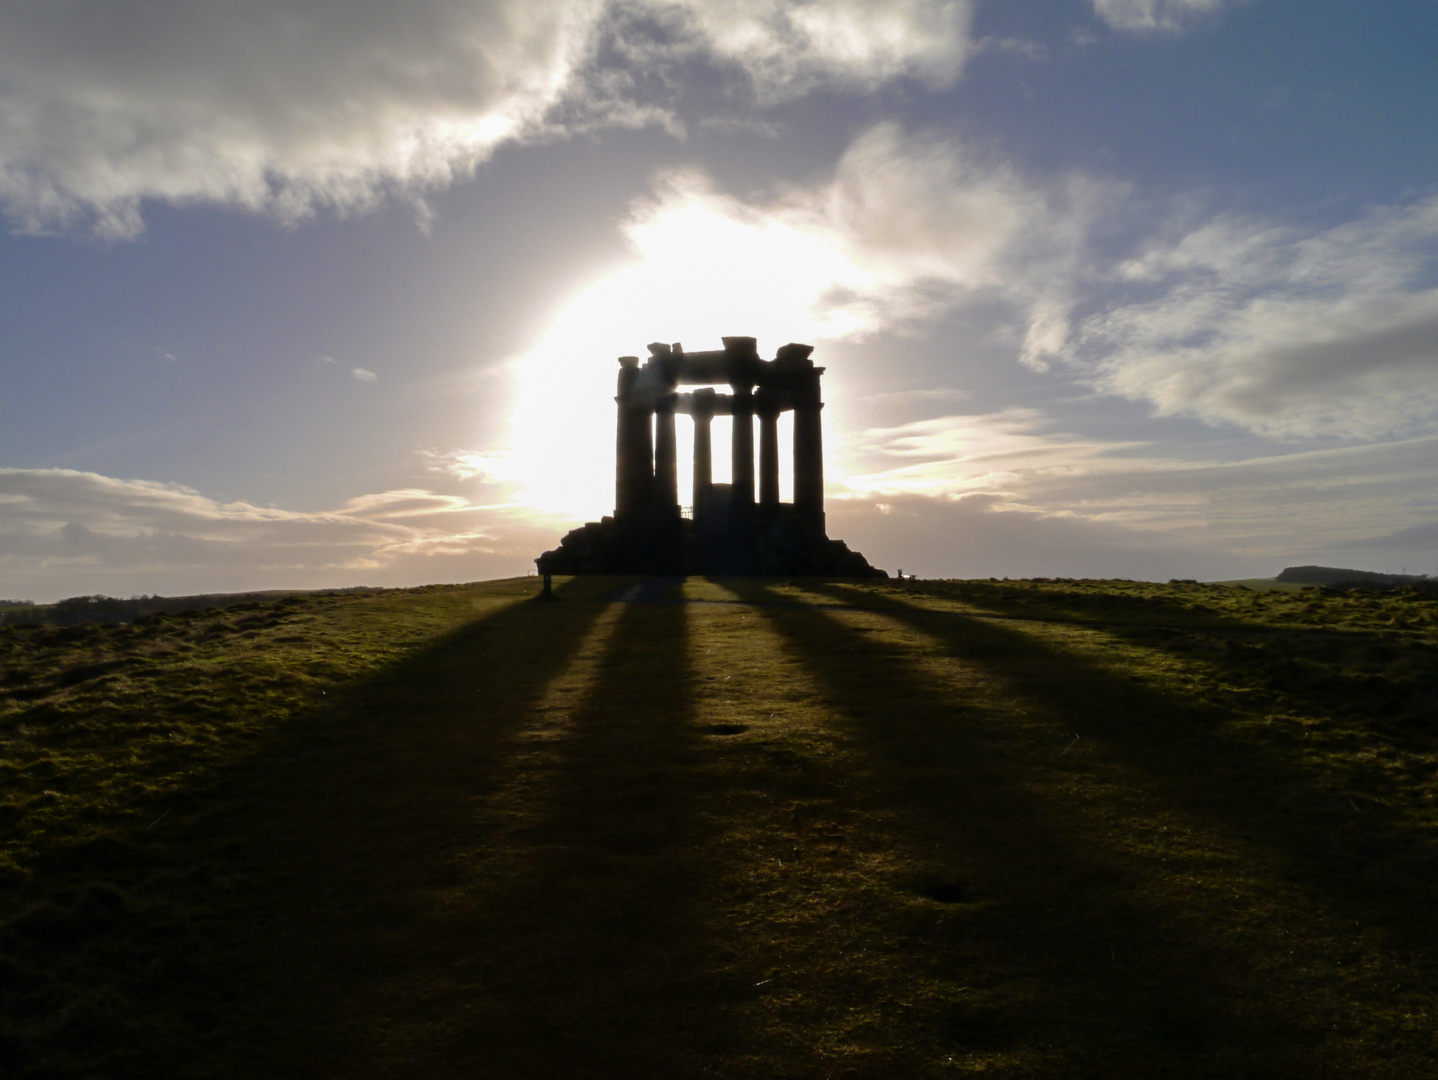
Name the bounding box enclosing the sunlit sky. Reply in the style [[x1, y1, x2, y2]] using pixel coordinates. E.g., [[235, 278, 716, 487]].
[[3, 0, 1438, 600]]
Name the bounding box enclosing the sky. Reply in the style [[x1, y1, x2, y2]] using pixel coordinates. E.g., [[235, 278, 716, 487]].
[[2, 0, 1438, 600]]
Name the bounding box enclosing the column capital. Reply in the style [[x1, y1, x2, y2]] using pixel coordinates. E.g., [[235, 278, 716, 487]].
[[754, 386, 783, 419], [688, 386, 720, 421]]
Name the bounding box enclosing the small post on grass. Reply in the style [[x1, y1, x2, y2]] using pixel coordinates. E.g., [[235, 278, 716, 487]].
[[541, 572, 553, 600]]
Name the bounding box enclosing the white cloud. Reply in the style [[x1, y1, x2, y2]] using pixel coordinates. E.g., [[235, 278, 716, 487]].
[[351, 367, 379, 383], [624, 122, 1108, 344], [0, 0, 604, 237], [0, 468, 555, 601], [1064, 197, 1438, 438], [828, 493, 1259, 581], [842, 408, 1141, 501], [836, 406, 1438, 572], [975, 35, 1049, 62], [0, 0, 976, 238], [1090, 0, 1246, 34], [768, 128, 1438, 442], [642, 0, 975, 101]]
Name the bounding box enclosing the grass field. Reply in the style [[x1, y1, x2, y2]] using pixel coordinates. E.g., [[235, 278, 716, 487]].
[[3, 576, 1437, 1077]]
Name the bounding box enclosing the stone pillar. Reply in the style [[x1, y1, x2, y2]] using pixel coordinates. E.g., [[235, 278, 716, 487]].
[[653, 392, 679, 512], [725, 337, 757, 522], [730, 384, 754, 517], [615, 356, 648, 516], [756, 388, 781, 508], [689, 388, 717, 523], [634, 403, 654, 512], [793, 369, 825, 531]]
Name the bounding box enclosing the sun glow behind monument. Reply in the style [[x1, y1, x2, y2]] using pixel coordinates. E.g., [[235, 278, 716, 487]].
[[505, 185, 872, 519]]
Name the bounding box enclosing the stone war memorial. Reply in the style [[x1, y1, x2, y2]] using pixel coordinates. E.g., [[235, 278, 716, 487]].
[[535, 336, 885, 577]]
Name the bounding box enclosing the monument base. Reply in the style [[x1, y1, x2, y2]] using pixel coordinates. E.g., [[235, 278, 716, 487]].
[[535, 508, 886, 578]]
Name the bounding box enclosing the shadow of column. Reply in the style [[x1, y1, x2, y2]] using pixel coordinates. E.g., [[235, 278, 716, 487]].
[[209, 585, 729, 1079], [800, 582, 1438, 959], [162, 580, 623, 1074], [718, 578, 1321, 1074]]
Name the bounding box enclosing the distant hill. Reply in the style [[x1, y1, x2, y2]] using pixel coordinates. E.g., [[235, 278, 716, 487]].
[[1277, 565, 1434, 590]]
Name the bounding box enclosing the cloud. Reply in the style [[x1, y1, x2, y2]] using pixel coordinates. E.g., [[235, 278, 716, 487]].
[[1063, 197, 1438, 438], [1089, 0, 1246, 34], [842, 408, 1141, 501], [351, 367, 379, 383], [764, 127, 1438, 442], [620, 122, 1110, 344], [0, 468, 555, 601], [836, 406, 1438, 570], [420, 449, 516, 484], [975, 36, 1049, 62], [828, 493, 1259, 581], [0, 0, 976, 238], [7, 430, 1435, 601], [639, 0, 975, 101], [774, 131, 1438, 444]]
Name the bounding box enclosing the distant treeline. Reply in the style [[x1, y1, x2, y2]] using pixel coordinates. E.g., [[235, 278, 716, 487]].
[[1277, 565, 1437, 591], [0, 588, 383, 626]]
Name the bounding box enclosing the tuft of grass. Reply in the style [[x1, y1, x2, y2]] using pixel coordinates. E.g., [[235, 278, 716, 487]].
[[3, 574, 1438, 1077]]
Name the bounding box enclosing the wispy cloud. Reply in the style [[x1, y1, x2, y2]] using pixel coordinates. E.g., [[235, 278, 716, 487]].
[[0, 0, 977, 238], [842, 409, 1141, 501], [829, 493, 1257, 581], [419, 449, 516, 484], [1090, 0, 1248, 35], [637, 0, 975, 102], [1064, 197, 1438, 439], [838, 407, 1438, 567], [0, 468, 558, 601], [351, 367, 379, 383], [975, 35, 1049, 62], [626, 120, 1438, 443], [617, 122, 1113, 346]]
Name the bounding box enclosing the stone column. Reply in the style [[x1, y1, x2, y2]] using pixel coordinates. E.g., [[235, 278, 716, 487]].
[[756, 388, 781, 508], [725, 337, 757, 522], [689, 388, 717, 523], [653, 392, 679, 512], [730, 383, 754, 516], [615, 356, 646, 516], [634, 403, 654, 512], [793, 369, 825, 531]]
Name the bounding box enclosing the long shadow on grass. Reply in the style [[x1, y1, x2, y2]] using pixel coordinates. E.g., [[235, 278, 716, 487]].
[[3, 582, 622, 1080], [802, 583, 1438, 940], [130, 579, 621, 1077], [794, 580, 1438, 1070], [438, 587, 736, 1079], [2, 583, 624, 1080], [916, 579, 1438, 743], [727, 579, 1365, 1076], [218, 584, 729, 1079]]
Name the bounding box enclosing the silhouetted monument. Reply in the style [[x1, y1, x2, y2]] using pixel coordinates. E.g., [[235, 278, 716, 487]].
[[536, 336, 884, 577]]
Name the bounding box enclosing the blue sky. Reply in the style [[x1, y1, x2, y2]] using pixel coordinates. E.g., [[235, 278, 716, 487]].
[[3, 0, 1437, 599]]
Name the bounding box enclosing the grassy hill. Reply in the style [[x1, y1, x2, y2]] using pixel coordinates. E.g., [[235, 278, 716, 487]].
[[3, 576, 1437, 1077]]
